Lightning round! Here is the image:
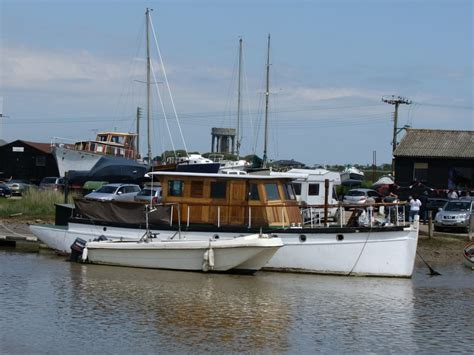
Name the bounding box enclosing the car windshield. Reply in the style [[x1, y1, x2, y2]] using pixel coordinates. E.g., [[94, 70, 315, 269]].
[[96, 186, 118, 194], [41, 178, 57, 184], [138, 189, 157, 196], [347, 190, 365, 196], [444, 201, 471, 212]]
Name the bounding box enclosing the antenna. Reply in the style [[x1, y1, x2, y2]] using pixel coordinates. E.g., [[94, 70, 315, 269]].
[[382, 95, 412, 176]]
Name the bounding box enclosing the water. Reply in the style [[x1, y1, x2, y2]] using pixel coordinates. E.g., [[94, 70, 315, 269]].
[[0, 250, 472, 354]]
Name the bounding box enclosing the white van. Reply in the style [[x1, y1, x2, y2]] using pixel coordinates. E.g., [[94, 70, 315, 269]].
[[270, 168, 341, 223]]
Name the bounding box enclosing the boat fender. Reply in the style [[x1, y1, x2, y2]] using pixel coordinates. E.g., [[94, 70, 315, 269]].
[[208, 247, 215, 269], [82, 247, 88, 262], [202, 246, 215, 272], [203, 250, 209, 271]]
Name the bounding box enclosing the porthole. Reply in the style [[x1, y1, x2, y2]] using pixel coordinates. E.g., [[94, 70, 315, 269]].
[[299, 234, 307, 242], [337, 234, 344, 241], [103, 227, 107, 232], [213, 234, 220, 239]]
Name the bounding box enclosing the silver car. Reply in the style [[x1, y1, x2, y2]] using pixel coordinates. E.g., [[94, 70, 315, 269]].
[[434, 199, 473, 232], [134, 186, 162, 204], [84, 183, 141, 202]]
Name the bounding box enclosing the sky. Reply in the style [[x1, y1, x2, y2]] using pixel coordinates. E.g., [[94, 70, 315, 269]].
[[0, 0, 472, 165]]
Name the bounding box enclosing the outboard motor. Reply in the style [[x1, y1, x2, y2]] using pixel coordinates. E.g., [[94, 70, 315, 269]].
[[69, 238, 87, 262]]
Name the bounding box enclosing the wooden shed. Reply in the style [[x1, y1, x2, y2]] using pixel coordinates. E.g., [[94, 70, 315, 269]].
[[0, 140, 59, 183], [394, 129, 474, 190]]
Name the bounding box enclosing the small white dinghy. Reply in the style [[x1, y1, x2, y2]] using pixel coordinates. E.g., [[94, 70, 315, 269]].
[[463, 241, 474, 270], [81, 233, 283, 274]]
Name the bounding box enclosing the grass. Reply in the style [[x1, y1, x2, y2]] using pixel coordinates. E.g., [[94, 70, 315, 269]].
[[0, 189, 75, 220]]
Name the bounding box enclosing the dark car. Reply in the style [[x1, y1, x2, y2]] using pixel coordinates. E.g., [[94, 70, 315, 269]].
[[0, 183, 12, 198], [426, 197, 449, 215]]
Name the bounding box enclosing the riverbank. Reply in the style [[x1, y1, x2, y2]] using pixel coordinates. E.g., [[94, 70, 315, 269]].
[[1, 218, 470, 268]]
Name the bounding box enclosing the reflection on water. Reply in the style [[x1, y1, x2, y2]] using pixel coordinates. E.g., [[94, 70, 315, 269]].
[[0, 250, 472, 353]]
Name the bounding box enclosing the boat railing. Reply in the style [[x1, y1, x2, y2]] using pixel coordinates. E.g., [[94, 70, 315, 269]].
[[299, 202, 408, 228], [158, 200, 409, 230]]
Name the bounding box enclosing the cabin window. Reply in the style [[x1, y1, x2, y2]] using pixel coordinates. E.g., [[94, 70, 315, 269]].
[[293, 182, 302, 196], [283, 183, 296, 200], [210, 181, 226, 199], [191, 181, 204, 198], [168, 180, 184, 196], [249, 184, 260, 200], [265, 183, 280, 200], [308, 183, 320, 196]]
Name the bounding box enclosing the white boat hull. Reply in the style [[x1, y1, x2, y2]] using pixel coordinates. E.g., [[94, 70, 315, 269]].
[[53, 146, 103, 177], [30, 221, 419, 277], [84, 235, 282, 272]]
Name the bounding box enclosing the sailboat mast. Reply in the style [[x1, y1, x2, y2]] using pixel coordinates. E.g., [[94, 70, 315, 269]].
[[146, 8, 152, 167], [236, 37, 243, 158], [262, 34, 271, 168]]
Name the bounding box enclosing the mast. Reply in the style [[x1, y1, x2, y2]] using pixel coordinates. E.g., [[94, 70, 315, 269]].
[[236, 38, 243, 158], [146, 8, 152, 167], [262, 34, 271, 168]]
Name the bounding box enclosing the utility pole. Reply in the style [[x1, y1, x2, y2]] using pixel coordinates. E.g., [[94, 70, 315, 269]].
[[382, 95, 412, 176]]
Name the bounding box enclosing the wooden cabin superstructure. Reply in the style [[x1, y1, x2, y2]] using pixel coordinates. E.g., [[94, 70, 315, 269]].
[[149, 172, 303, 228], [73, 132, 138, 159]]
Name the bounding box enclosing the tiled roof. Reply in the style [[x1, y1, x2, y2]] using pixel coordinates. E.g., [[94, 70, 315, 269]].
[[394, 129, 474, 159]]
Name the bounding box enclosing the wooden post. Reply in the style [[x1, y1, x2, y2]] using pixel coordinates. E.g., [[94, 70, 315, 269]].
[[63, 171, 69, 204], [428, 210, 433, 239], [469, 214, 473, 241]]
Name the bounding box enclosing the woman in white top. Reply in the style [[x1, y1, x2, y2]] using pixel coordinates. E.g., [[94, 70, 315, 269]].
[[409, 196, 422, 222]]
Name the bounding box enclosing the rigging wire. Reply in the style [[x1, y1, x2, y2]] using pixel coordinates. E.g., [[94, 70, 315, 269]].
[[149, 16, 188, 154]]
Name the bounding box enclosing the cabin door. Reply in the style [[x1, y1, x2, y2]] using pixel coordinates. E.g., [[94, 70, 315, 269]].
[[228, 180, 247, 225]]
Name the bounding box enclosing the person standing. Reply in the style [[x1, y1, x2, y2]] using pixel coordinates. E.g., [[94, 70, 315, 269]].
[[447, 189, 458, 199], [409, 195, 422, 222], [419, 191, 429, 224]]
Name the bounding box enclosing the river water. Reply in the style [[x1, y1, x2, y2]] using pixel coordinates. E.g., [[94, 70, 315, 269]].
[[0, 249, 472, 354]]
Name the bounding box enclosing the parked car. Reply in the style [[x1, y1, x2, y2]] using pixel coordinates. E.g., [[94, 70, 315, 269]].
[[84, 183, 141, 201], [434, 198, 474, 232], [5, 179, 37, 196], [134, 186, 162, 204], [39, 177, 65, 191], [426, 197, 449, 215], [343, 188, 382, 205], [0, 183, 12, 198]]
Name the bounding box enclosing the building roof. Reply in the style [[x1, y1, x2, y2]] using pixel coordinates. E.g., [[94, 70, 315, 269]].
[[2, 140, 52, 154], [394, 129, 474, 159]]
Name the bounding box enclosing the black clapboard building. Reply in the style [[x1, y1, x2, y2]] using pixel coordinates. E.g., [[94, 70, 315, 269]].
[[0, 140, 59, 183], [394, 129, 474, 190]]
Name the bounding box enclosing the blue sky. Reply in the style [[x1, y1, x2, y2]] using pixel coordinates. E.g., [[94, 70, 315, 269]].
[[1, 0, 472, 165]]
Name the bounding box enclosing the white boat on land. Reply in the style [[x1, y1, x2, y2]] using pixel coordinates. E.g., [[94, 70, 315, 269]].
[[52, 132, 140, 177], [82, 233, 283, 273], [340, 166, 365, 186], [463, 241, 474, 269], [31, 171, 419, 277]]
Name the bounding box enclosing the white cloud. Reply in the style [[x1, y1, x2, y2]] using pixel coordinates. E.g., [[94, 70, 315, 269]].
[[3, 46, 125, 90]]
